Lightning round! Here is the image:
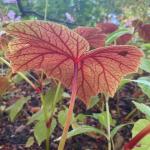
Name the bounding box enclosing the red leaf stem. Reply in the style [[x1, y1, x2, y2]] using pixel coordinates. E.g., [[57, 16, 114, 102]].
[[124, 123, 150, 150]]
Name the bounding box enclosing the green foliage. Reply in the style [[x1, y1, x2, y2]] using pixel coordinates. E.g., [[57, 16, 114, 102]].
[[133, 101, 150, 117], [34, 118, 56, 145], [105, 28, 132, 45], [67, 125, 108, 139], [87, 96, 100, 109], [6, 96, 30, 122], [132, 119, 150, 150], [27, 110, 44, 125], [43, 86, 64, 110], [25, 136, 35, 148], [111, 123, 133, 138], [118, 79, 130, 90], [55, 125, 108, 141], [58, 108, 75, 127], [140, 58, 150, 73], [93, 111, 116, 128], [135, 77, 150, 98]]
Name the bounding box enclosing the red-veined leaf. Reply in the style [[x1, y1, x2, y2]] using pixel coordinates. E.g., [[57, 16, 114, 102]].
[[6, 21, 143, 105], [116, 33, 132, 45], [132, 20, 150, 42], [138, 24, 150, 42], [96, 22, 118, 34], [74, 26, 106, 48]]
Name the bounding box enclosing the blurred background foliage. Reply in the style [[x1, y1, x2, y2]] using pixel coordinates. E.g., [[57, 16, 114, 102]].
[[0, 0, 150, 28]]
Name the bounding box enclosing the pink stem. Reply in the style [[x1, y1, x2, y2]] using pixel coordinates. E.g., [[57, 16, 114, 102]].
[[124, 123, 150, 150], [58, 63, 78, 150]]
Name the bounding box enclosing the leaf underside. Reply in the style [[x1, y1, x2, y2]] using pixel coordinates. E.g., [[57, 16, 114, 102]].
[[6, 20, 143, 105], [96, 22, 118, 34], [139, 24, 150, 42], [116, 33, 132, 45], [74, 26, 106, 48]]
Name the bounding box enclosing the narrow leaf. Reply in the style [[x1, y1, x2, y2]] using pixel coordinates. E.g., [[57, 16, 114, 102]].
[[56, 125, 108, 141], [133, 101, 150, 117], [6, 96, 30, 121], [106, 28, 131, 45]]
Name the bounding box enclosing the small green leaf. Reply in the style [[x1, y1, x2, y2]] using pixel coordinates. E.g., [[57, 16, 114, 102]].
[[75, 113, 89, 122], [43, 86, 63, 110], [67, 125, 108, 139], [50, 118, 57, 135], [25, 136, 34, 148], [111, 123, 133, 138], [93, 111, 116, 128], [34, 118, 57, 145], [6, 96, 30, 122], [27, 110, 44, 125], [34, 120, 47, 145], [106, 28, 131, 45], [12, 72, 28, 84], [55, 125, 108, 141], [140, 58, 150, 73], [118, 79, 130, 90], [134, 77, 150, 98], [132, 119, 150, 150], [58, 108, 75, 127], [133, 101, 150, 117], [87, 96, 100, 109]]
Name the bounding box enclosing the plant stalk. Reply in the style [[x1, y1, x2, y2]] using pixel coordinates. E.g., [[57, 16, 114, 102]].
[[40, 94, 50, 150], [124, 123, 150, 150], [105, 95, 111, 150], [44, 0, 48, 20], [58, 64, 78, 150], [50, 81, 61, 115]]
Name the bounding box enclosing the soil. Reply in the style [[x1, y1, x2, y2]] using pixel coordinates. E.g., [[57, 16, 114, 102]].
[[0, 78, 146, 150]]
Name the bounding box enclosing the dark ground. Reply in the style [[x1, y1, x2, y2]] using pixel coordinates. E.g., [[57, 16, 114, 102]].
[[0, 79, 145, 150]]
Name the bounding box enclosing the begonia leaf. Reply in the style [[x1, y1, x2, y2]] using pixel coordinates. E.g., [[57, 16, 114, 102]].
[[116, 33, 132, 45], [6, 21, 143, 105], [132, 20, 150, 42], [96, 22, 118, 34], [74, 26, 106, 48]]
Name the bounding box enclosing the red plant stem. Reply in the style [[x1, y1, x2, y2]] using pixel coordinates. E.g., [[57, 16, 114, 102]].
[[58, 63, 78, 150], [124, 123, 150, 150]]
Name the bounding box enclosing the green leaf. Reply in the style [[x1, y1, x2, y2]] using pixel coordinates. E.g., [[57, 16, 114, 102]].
[[106, 28, 131, 45], [133, 101, 150, 117], [34, 118, 57, 145], [12, 72, 28, 84], [111, 122, 133, 138], [87, 96, 100, 109], [93, 111, 116, 128], [50, 118, 57, 135], [140, 58, 150, 73], [75, 113, 90, 122], [56, 125, 108, 141], [118, 79, 130, 90], [27, 110, 44, 125], [34, 120, 47, 145], [132, 119, 150, 150], [25, 136, 34, 148], [58, 108, 75, 127], [142, 43, 150, 50], [67, 125, 108, 139], [133, 77, 150, 98], [6, 96, 30, 122], [43, 86, 63, 110]]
